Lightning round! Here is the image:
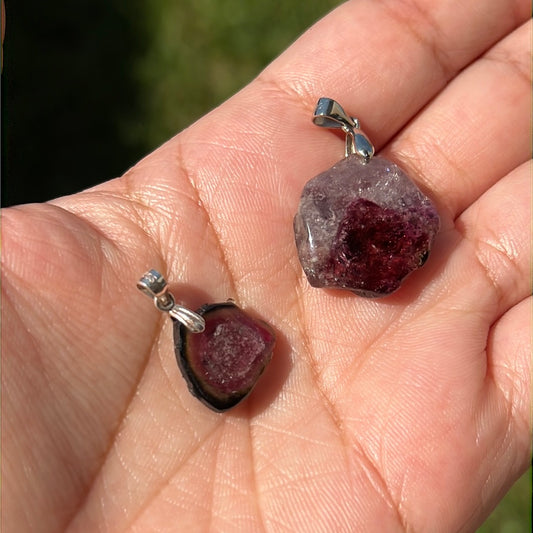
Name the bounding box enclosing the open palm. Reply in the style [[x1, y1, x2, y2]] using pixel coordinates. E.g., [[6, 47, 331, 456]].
[[2, 1, 531, 531]]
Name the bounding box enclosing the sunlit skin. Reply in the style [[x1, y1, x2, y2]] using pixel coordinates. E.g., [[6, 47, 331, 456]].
[[1, 0, 531, 531]]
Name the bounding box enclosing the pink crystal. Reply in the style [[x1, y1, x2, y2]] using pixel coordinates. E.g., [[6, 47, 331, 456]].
[[174, 302, 275, 411], [294, 155, 440, 297]]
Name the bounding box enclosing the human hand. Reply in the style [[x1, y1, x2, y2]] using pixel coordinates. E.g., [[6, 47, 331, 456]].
[[2, 0, 531, 531]]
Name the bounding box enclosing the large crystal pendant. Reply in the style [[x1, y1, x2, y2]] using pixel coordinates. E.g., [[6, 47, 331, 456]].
[[294, 154, 440, 297]]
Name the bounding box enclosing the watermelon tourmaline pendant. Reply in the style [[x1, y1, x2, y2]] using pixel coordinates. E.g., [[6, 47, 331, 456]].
[[293, 98, 440, 297], [137, 270, 275, 412]]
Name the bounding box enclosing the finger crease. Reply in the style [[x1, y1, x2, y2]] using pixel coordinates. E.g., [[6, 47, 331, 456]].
[[376, 0, 456, 82], [174, 141, 239, 298]]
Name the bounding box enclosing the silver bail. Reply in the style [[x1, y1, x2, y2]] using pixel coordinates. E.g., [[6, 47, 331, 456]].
[[313, 97, 375, 163], [137, 269, 205, 333]]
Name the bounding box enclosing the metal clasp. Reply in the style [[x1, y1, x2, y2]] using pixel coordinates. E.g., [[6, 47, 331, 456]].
[[137, 269, 205, 333], [313, 97, 375, 163]]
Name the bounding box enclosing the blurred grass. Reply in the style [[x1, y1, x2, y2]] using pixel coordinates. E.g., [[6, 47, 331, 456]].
[[478, 468, 531, 533], [2, 2, 532, 529], [127, 0, 346, 149], [2, 0, 344, 205]]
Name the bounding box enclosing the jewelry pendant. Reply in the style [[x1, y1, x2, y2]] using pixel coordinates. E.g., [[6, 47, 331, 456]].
[[137, 270, 275, 412], [294, 98, 440, 297]]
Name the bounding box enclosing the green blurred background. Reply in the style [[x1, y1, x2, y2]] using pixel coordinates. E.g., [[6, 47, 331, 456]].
[[1, 1, 530, 530], [2, 0, 350, 205]]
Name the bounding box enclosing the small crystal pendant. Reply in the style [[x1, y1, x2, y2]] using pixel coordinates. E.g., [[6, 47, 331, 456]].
[[174, 302, 275, 412], [294, 98, 440, 297], [138, 270, 275, 412]]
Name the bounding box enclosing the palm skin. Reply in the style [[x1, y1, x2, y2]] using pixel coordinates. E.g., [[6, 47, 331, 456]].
[[2, 0, 531, 531]]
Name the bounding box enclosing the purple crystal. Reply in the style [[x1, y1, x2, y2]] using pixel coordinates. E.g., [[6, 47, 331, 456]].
[[174, 302, 275, 412], [294, 155, 440, 297]]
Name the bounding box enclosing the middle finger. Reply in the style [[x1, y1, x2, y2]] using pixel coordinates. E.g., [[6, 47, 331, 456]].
[[387, 20, 531, 223]]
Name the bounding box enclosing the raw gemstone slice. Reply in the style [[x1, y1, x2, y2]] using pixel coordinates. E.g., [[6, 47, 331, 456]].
[[174, 302, 275, 412], [294, 155, 440, 297]]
